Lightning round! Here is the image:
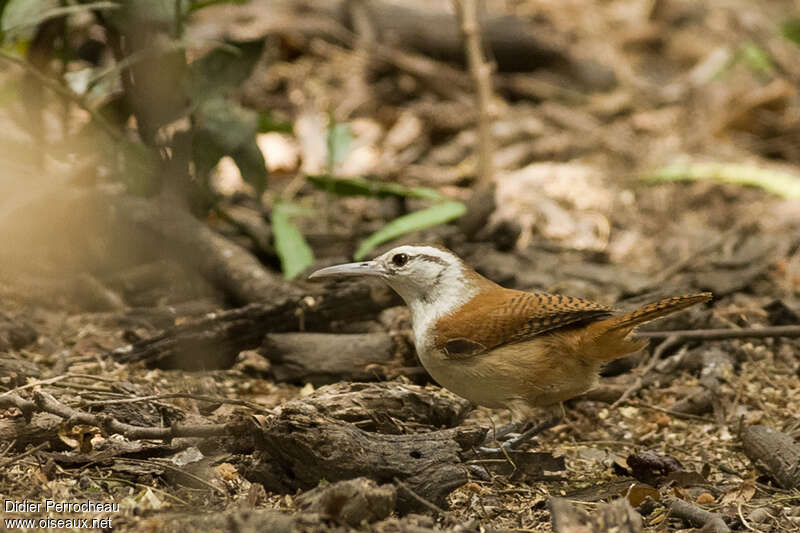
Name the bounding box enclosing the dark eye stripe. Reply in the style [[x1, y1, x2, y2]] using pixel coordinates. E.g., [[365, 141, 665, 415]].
[[415, 254, 448, 266]]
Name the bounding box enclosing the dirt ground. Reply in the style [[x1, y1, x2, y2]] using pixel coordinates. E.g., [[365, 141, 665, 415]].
[[1, 0, 800, 532]]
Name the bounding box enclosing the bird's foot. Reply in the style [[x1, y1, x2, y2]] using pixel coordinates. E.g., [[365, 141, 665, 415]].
[[483, 421, 520, 444], [501, 411, 561, 450], [478, 411, 562, 453]]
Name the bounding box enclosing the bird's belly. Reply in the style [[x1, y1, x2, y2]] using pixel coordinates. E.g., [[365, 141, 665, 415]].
[[417, 338, 601, 411]]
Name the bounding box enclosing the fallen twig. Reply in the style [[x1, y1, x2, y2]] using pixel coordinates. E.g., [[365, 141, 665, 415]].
[[453, 0, 495, 187], [32, 389, 244, 441], [610, 336, 682, 409], [636, 325, 800, 341], [1, 374, 72, 397], [453, 0, 497, 238], [74, 392, 271, 413], [663, 496, 730, 533], [0, 441, 50, 469], [0, 391, 37, 420]]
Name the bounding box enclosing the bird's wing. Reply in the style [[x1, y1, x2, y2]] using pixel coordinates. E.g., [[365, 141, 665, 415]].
[[433, 288, 612, 359]]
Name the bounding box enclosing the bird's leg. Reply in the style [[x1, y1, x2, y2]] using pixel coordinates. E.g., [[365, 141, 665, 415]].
[[478, 404, 563, 452], [486, 420, 521, 442], [501, 407, 562, 450]]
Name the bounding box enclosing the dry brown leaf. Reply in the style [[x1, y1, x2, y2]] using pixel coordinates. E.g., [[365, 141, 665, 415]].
[[622, 483, 660, 507], [721, 481, 756, 504], [214, 462, 239, 481]]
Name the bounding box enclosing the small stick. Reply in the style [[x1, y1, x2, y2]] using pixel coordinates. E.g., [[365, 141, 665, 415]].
[[453, 0, 497, 238], [0, 442, 50, 469], [663, 496, 730, 533], [0, 392, 37, 419], [32, 389, 240, 441], [610, 336, 682, 409], [452, 0, 495, 188], [635, 325, 800, 342], [75, 392, 271, 413], [1, 375, 72, 397]]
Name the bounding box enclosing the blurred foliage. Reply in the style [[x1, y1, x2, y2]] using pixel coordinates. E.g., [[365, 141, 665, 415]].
[[327, 121, 353, 170], [257, 110, 293, 133], [355, 201, 467, 261], [737, 42, 775, 76], [781, 18, 800, 47], [649, 160, 800, 199], [0, 0, 465, 278], [272, 202, 315, 279], [307, 175, 442, 201]]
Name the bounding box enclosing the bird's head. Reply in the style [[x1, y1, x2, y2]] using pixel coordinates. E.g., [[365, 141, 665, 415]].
[[309, 244, 489, 310]]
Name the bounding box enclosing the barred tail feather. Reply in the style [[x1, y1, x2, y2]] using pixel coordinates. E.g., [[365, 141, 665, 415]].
[[602, 292, 712, 331], [580, 292, 712, 362]]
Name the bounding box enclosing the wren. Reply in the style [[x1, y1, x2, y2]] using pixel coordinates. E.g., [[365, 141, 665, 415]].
[[310, 244, 711, 447]]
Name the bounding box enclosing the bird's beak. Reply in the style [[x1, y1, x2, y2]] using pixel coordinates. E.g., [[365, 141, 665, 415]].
[[308, 261, 386, 280]]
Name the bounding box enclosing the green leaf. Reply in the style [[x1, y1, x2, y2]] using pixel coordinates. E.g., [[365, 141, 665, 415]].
[[327, 122, 352, 169], [354, 201, 466, 260], [781, 18, 800, 47], [272, 202, 315, 279], [648, 160, 800, 199], [188, 41, 264, 104], [738, 42, 774, 74], [1, 0, 59, 43], [257, 110, 293, 133], [307, 175, 442, 200], [193, 96, 268, 195]]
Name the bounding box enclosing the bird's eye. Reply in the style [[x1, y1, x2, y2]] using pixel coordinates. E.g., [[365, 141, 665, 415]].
[[392, 253, 409, 267]]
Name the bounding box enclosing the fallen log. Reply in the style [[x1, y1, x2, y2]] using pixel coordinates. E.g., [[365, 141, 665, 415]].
[[286, 381, 473, 432], [741, 425, 800, 490], [263, 332, 398, 385], [113, 280, 398, 369], [244, 403, 485, 512], [0, 412, 64, 451], [191, 0, 615, 89]]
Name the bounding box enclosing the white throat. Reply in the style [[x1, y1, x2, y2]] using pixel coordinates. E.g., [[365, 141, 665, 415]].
[[388, 266, 479, 351]]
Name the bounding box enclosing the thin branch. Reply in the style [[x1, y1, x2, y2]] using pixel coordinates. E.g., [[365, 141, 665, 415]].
[[1, 375, 72, 397], [32, 389, 241, 441], [663, 496, 731, 533], [453, 0, 495, 186], [636, 325, 800, 342], [75, 392, 271, 413], [0, 392, 37, 420], [610, 336, 682, 409], [0, 442, 50, 469]]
